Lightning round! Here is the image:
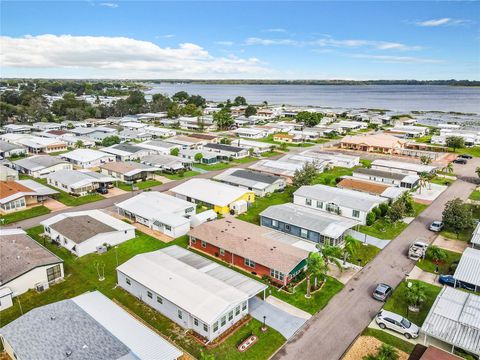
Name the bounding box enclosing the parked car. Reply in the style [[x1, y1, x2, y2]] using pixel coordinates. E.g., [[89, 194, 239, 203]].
[[408, 241, 429, 261], [429, 221, 444, 232], [372, 283, 393, 302], [453, 158, 467, 164], [96, 187, 108, 194], [375, 310, 420, 339], [438, 275, 476, 292], [459, 154, 473, 159]]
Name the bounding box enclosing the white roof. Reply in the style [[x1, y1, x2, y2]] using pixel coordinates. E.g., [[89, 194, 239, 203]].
[[471, 222, 480, 245], [62, 149, 114, 163], [46, 170, 115, 188], [422, 287, 480, 355], [233, 139, 272, 149], [372, 159, 436, 173], [170, 179, 250, 207], [41, 210, 135, 232], [115, 192, 193, 227], [248, 159, 305, 177], [72, 291, 182, 360], [453, 247, 480, 287], [117, 246, 261, 324], [0, 180, 58, 204], [234, 128, 266, 135]]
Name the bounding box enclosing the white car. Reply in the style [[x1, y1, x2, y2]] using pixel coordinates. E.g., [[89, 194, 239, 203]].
[[429, 221, 444, 232], [375, 310, 420, 339]]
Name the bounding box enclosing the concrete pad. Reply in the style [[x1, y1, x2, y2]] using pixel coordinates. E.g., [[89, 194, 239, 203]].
[[42, 199, 68, 212], [249, 297, 308, 339], [327, 263, 362, 285], [103, 187, 128, 198], [412, 183, 448, 204], [265, 295, 311, 320], [154, 175, 173, 183], [408, 266, 441, 287], [432, 235, 468, 254], [402, 217, 415, 224]]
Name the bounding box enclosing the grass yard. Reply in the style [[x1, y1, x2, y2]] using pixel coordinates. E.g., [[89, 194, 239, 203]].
[[470, 190, 480, 201], [237, 190, 293, 225], [270, 277, 344, 315], [19, 175, 104, 206], [360, 159, 373, 168], [1, 229, 284, 360], [458, 146, 480, 158], [161, 170, 200, 180], [414, 135, 433, 144], [261, 151, 282, 158], [116, 179, 162, 191], [195, 162, 233, 171], [0, 206, 50, 225], [383, 280, 442, 326], [312, 167, 354, 186], [417, 248, 462, 274], [232, 156, 259, 164], [430, 176, 453, 186], [353, 241, 381, 266], [362, 328, 415, 354], [254, 135, 314, 148], [441, 204, 480, 241]]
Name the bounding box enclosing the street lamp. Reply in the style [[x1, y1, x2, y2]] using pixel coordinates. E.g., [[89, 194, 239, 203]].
[[261, 316, 267, 332]]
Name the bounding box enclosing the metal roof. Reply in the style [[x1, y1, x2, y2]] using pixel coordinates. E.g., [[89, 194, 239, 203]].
[[62, 149, 114, 163], [261, 203, 359, 239], [13, 155, 68, 171], [204, 143, 245, 153], [422, 287, 480, 356], [214, 168, 283, 190], [471, 223, 480, 245], [354, 167, 408, 181], [453, 248, 480, 287]]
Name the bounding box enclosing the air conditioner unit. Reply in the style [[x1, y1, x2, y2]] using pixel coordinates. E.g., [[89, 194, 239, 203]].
[[36, 283, 49, 292]]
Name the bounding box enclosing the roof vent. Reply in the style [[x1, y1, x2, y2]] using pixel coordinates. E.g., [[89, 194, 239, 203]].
[[16, 255, 21, 260], [51, 315, 56, 320], [65, 348, 73, 357]]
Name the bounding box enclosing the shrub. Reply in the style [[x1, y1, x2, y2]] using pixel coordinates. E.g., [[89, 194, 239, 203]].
[[366, 211, 376, 226]]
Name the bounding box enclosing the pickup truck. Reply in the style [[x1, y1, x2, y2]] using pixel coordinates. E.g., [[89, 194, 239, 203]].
[[408, 241, 428, 261]]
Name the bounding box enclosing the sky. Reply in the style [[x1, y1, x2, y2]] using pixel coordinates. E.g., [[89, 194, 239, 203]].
[[1, 1, 479, 80]]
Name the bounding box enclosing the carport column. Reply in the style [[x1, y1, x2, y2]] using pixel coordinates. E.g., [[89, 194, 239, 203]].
[[263, 289, 266, 300]]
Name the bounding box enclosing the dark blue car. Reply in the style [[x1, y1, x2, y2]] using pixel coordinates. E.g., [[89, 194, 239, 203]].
[[438, 275, 476, 292]]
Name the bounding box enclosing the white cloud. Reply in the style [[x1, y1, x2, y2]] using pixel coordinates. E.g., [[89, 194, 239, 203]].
[[263, 28, 287, 33], [1, 34, 269, 78], [416, 18, 467, 27], [215, 41, 234, 46], [245, 37, 421, 51], [157, 34, 175, 39], [351, 54, 444, 64], [99, 2, 118, 8]]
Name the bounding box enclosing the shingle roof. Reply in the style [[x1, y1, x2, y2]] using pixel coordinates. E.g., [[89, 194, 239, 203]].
[[0, 140, 24, 152], [49, 215, 116, 244], [99, 161, 156, 175], [0, 229, 63, 286], [188, 218, 309, 274]]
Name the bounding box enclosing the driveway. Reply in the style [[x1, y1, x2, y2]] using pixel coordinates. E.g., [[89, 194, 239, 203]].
[[273, 176, 477, 360], [249, 297, 308, 340]]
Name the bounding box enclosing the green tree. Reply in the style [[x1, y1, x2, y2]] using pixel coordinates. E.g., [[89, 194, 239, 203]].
[[212, 108, 234, 130], [75, 140, 84, 148], [305, 252, 328, 298], [442, 162, 454, 177], [194, 153, 203, 163], [343, 235, 358, 265], [425, 245, 447, 263], [319, 244, 343, 271], [292, 161, 319, 188], [187, 94, 206, 107], [445, 136, 465, 152], [388, 200, 406, 223], [366, 211, 376, 226], [150, 93, 172, 112], [405, 282, 427, 311], [420, 155, 432, 165], [101, 135, 121, 147], [172, 91, 189, 103], [245, 105, 257, 118], [295, 111, 324, 127], [167, 103, 180, 118], [377, 344, 399, 360], [442, 198, 473, 238], [170, 148, 180, 156], [234, 96, 247, 106], [180, 103, 202, 117]]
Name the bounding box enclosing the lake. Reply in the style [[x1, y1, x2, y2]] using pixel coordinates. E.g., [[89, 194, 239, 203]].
[[145, 84, 480, 114]]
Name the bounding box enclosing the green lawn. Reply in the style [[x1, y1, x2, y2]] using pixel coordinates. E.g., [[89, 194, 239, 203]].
[[237, 190, 293, 225], [430, 176, 453, 186], [441, 204, 480, 241], [0, 206, 50, 225], [116, 179, 162, 191], [312, 167, 354, 186], [1, 229, 285, 359], [195, 162, 233, 171], [252, 135, 314, 148], [19, 175, 104, 206], [232, 156, 259, 164], [362, 328, 415, 354], [414, 135, 432, 144], [417, 248, 462, 274], [261, 151, 282, 158], [360, 159, 373, 168], [383, 280, 442, 326], [458, 147, 480, 158], [470, 190, 480, 201], [352, 241, 381, 266], [161, 170, 200, 180], [270, 277, 344, 315], [359, 203, 427, 240]]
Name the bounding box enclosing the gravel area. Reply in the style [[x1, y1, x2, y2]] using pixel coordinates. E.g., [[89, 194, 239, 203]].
[[342, 336, 408, 360]]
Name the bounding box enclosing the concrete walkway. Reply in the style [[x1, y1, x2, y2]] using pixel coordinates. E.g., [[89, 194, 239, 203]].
[[42, 198, 68, 212], [249, 297, 308, 340], [347, 229, 390, 249], [408, 266, 440, 286], [432, 235, 468, 253], [265, 296, 311, 320]]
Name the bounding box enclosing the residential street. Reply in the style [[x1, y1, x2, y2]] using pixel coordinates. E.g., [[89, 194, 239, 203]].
[[272, 159, 480, 360]]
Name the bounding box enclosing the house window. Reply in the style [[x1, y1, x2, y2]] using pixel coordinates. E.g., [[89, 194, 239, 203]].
[[242, 302, 247, 311], [201, 240, 206, 248], [285, 224, 291, 231], [203, 324, 208, 332], [270, 269, 284, 281], [157, 296, 163, 304], [300, 228, 308, 238], [191, 237, 196, 244], [194, 318, 199, 326], [235, 306, 240, 316], [165, 225, 171, 231], [178, 310, 183, 319], [352, 210, 360, 218], [147, 291, 152, 299], [228, 311, 233, 321], [305, 198, 312, 206], [126, 278, 131, 285], [46, 265, 62, 282], [271, 219, 278, 228], [213, 322, 219, 332], [221, 316, 226, 326], [220, 248, 225, 256], [317, 201, 323, 209], [244, 258, 255, 268]]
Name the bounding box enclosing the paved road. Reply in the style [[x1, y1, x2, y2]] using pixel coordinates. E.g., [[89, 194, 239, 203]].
[[272, 158, 480, 360]]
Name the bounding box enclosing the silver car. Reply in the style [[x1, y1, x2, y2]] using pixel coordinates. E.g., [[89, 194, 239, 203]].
[[375, 309, 420, 339], [429, 221, 444, 232]]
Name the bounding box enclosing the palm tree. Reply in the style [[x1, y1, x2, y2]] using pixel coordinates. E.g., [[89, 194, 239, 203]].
[[405, 282, 427, 311], [342, 235, 358, 265], [425, 245, 447, 264], [377, 344, 399, 360], [476, 166, 480, 179], [305, 252, 328, 298], [317, 244, 343, 271], [420, 155, 432, 165], [418, 171, 430, 194]]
